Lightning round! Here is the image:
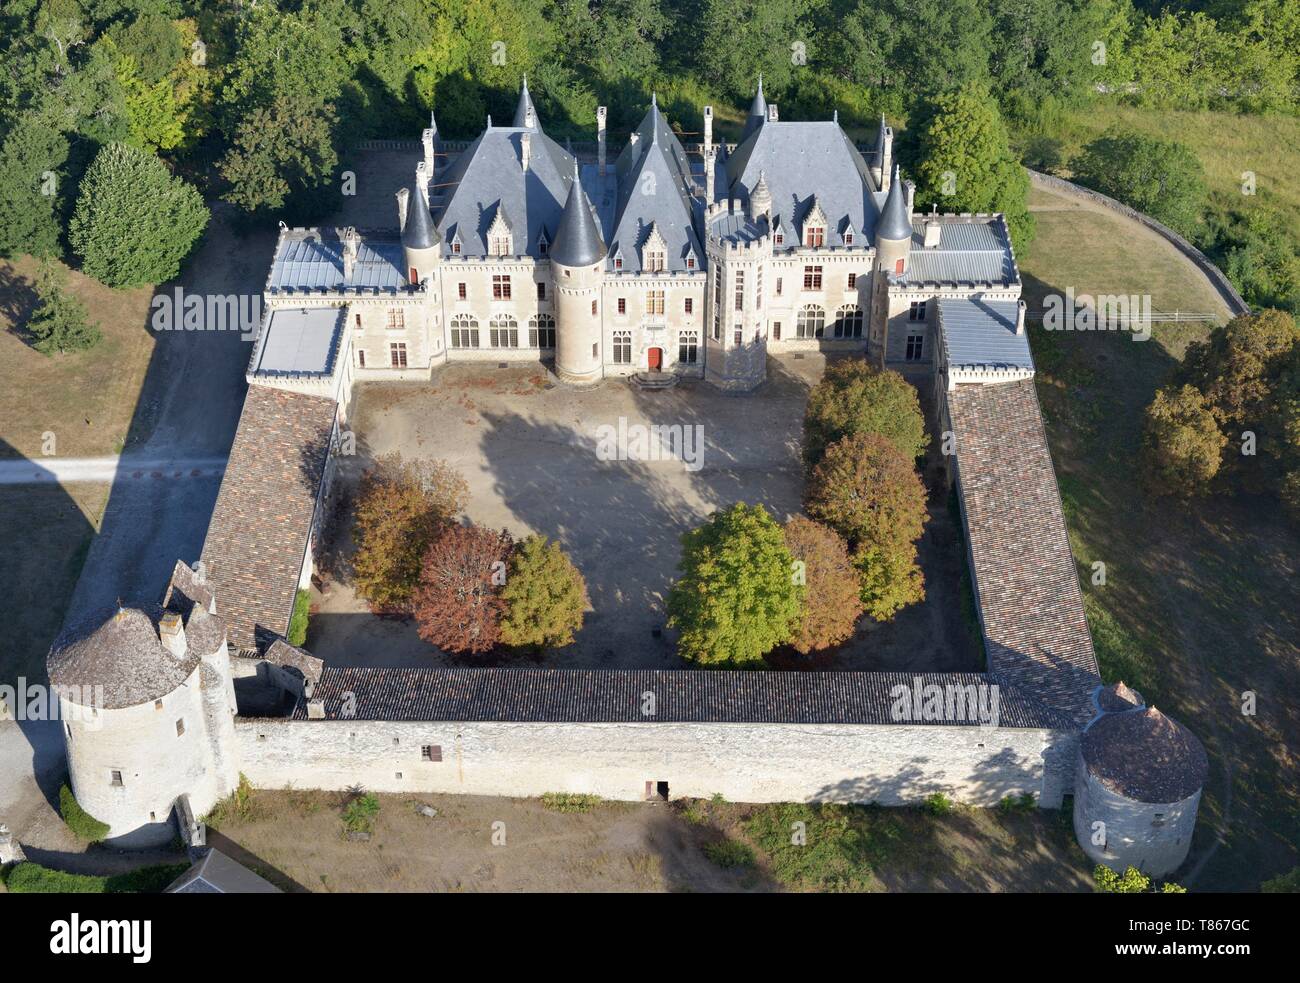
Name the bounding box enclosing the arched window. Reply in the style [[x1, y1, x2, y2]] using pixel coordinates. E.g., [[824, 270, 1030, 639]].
[[796, 305, 825, 339], [834, 305, 864, 339], [529, 314, 555, 349], [450, 314, 479, 349], [489, 314, 518, 348]]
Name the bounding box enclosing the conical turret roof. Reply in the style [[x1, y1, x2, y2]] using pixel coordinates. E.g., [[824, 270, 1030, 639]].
[[1081, 706, 1209, 803], [514, 76, 539, 130], [549, 164, 606, 267], [402, 184, 438, 249], [876, 165, 912, 242], [740, 76, 767, 142]]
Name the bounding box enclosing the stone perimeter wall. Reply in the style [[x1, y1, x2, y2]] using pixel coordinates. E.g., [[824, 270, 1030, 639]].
[[235, 717, 1079, 808], [1026, 169, 1248, 317]]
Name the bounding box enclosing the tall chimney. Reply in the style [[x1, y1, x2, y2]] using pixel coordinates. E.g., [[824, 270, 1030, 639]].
[[342, 226, 359, 281], [767, 104, 778, 123], [906, 180, 915, 214], [395, 187, 410, 232], [705, 145, 716, 203], [159, 611, 187, 659], [416, 161, 430, 203], [597, 106, 607, 177], [703, 105, 713, 163], [1015, 299, 1026, 335], [881, 129, 894, 193], [521, 131, 531, 172]]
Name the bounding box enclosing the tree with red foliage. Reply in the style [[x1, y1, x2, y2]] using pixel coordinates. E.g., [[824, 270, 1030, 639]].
[[412, 524, 513, 655]]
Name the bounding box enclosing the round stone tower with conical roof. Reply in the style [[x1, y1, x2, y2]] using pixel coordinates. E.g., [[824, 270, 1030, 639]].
[[1073, 682, 1208, 878], [874, 164, 912, 279], [550, 162, 607, 385], [399, 167, 440, 287], [48, 575, 239, 848]]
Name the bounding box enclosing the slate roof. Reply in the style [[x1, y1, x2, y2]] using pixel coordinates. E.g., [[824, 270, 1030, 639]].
[[724, 119, 876, 247], [1082, 707, 1209, 803], [48, 606, 203, 709], [938, 298, 1034, 372], [877, 166, 912, 241], [900, 216, 1018, 287], [268, 230, 406, 292], [434, 122, 575, 259], [200, 385, 336, 652], [292, 667, 1069, 728], [946, 379, 1100, 725], [740, 77, 767, 142], [166, 849, 281, 894], [550, 163, 607, 267], [251, 307, 344, 377], [513, 76, 539, 129], [605, 99, 702, 273], [402, 184, 437, 249]]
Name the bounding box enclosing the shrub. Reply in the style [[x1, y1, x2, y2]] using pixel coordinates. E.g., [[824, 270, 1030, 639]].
[[412, 523, 513, 654], [782, 517, 862, 654], [997, 793, 1036, 814], [702, 839, 755, 869], [666, 503, 803, 666], [287, 589, 311, 647], [203, 773, 256, 829], [1094, 864, 1186, 894], [499, 535, 589, 650], [4, 862, 189, 894], [59, 784, 110, 842], [341, 791, 380, 834], [540, 792, 601, 813], [1141, 384, 1227, 495], [922, 792, 954, 816], [803, 360, 928, 470], [1262, 866, 1300, 892], [352, 454, 468, 612], [744, 802, 900, 892], [69, 142, 209, 288]]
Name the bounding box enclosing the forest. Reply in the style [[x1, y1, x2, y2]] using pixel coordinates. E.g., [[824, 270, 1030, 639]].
[[0, 0, 1297, 309]]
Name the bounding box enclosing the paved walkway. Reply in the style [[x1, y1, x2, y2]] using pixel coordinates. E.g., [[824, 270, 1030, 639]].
[[0, 455, 226, 485]]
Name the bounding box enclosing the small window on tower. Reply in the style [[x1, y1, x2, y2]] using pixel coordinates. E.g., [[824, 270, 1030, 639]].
[[175, 718, 185, 737], [110, 770, 124, 787]]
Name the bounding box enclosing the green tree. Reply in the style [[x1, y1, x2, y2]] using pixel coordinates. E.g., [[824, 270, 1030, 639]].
[[1141, 384, 1227, 496], [68, 142, 207, 288], [667, 503, 803, 666], [1071, 130, 1207, 239], [218, 93, 339, 221], [806, 432, 929, 553], [499, 534, 589, 650], [1182, 308, 1299, 429], [803, 359, 928, 470], [352, 455, 468, 612], [698, 0, 814, 98], [27, 259, 101, 354], [1093, 864, 1185, 893], [853, 544, 925, 622], [783, 517, 862, 654], [910, 82, 1035, 251], [0, 111, 69, 258]]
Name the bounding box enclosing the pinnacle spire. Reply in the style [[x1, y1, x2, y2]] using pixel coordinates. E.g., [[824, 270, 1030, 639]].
[[514, 75, 539, 129], [877, 164, 911, 243], [549, 162, 606, 267]]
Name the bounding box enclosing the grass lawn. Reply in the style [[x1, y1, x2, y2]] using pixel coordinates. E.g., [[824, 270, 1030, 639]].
[[0, 483, 108, 686], [0, 255, 155, 461], [1020, 187, 1300, 891], [1030, 105, 1300, 231]]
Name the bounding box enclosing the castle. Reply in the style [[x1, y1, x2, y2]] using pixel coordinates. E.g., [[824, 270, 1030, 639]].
[[44, 82, 1207, 881]]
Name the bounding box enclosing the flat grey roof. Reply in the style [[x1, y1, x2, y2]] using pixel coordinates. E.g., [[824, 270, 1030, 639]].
[[939, 298, 1034, 371], [254, 307, 343, 376]]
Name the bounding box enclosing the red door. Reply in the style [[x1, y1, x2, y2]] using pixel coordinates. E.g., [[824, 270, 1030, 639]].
[[647, 347, 662, 371]]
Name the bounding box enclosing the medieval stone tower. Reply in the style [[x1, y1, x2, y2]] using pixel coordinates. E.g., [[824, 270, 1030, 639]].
[[1073, 681, 1208, 878], [703, 187, 773, 391], [550, 162, 608, 386], [47, 565, 240, 848]]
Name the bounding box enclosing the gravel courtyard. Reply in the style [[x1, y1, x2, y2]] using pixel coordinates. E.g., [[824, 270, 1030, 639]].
[[306, 353, 982, 673]]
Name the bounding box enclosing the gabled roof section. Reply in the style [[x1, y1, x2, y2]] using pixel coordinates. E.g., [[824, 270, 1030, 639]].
[[606, 99, 701, 273], [434, 122, 575, 259], [938, 299, 1033, 377], [166, 849, 281, 894], [550, 162, 607, 267], [725, 119, 874, 248], [946, 379, 1100, 726], [899, 215, 1019, 288]]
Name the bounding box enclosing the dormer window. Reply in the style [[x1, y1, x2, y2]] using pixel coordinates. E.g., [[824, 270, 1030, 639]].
[[644, 249, 666, 272], [451, 233, 462, 255], [537, 231, 549, 256], [487, 208, 513, 257], [613, 251, 624, 271], [641, 223, 667, 273], [685, 251, 697, 271], [843, 230, 854, 246], [490, 233, 512, 256], [805, 226, 824, 248], [774, 230, 784, 245]]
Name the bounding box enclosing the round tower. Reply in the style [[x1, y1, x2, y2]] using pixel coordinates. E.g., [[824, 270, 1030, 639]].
[[400, 165, 440, 287], [874, 163, 912, 279], [48, 600, 238, 848], [1072, 683, 1208, 879], [550, 163, 607, 385]]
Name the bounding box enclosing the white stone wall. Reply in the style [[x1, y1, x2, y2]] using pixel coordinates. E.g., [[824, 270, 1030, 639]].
[[234, 717, 1062, 807], [1072, 758, 1200, 878]]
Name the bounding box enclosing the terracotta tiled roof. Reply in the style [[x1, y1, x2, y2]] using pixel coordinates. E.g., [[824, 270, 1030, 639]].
[[200, 385, 335, 652], [290, 667, 1070, 728], [1082, 707, 1209, 803], [947, 378, 1100, 724]]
